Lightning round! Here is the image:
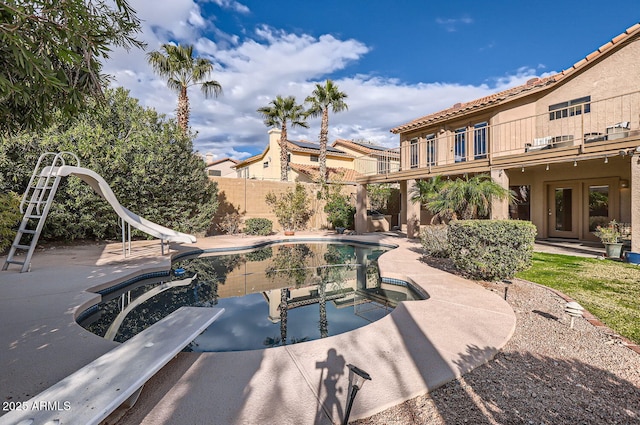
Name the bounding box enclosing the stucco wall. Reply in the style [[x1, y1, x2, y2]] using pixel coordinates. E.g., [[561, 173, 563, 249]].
[[211, 177, 357, 232]]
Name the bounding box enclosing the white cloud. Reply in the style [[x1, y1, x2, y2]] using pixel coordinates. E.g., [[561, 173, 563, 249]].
[[104, 2, 547, 161], [435, 16, 474, 32]]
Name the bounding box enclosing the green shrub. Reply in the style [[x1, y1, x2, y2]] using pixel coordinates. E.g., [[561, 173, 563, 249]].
[[218, 212, 243, 235], [420, 225, 450, 258], [0, 192, 22, 253], [448, 220, 537, 280], [322, 184, 355, 229], [245, 218, 273, 236]]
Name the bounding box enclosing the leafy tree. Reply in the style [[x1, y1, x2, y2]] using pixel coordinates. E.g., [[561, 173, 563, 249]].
[[147, 44, 222, 132], [368, 183, 393, 212], [322, 184, 355, 230], [305, 80, 348, 183], [0, 192, 21, 252], [425, 174, 513, 221], [0, 0, 144, 135], [0, 87, 218, 241], [265, 183, 313, 232], [257, 96, 309, 181]]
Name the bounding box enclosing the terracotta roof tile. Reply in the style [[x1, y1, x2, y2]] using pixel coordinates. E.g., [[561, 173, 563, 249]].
[[391, 23, 640, 134], [289, 163, 362, 183]]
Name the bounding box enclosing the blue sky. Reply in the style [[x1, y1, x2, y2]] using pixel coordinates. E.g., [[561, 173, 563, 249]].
[[104, 0, 639, 160]]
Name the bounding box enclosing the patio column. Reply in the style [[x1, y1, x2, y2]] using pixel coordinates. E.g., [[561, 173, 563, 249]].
[[406, 179, 421, 239], [631, 153, 640, 252], [490, 168, 510, 219], [399, 181, 407, 227], [355, 183, 368, 234]]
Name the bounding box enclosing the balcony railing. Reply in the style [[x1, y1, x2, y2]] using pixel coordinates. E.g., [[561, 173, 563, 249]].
[[356, 91, 640, 176]]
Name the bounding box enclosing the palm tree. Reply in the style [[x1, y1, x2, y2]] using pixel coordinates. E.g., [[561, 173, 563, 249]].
[[147, 44, 222, 132], [305, 80, 348, 183], [426, 174, 514, 221], [257, 96, 309, 181]]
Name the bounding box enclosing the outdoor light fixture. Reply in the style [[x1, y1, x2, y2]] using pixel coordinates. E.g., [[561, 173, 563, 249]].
[[521, 166, 525, 172], [620, 179, 629, 188], [342, 364, 372, 425], [604, 156, 609, 164], [573, 160, 577, 167], [501, 279, 513, 300], [564, 301, 584, 329], [545, 164, 550, 171]]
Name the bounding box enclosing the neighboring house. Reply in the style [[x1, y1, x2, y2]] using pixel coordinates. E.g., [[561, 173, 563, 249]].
[[333, 139, 400, 175], [356, 23, 640, 253], [205, 156, 239, 178], [233, 129, 362, 183]]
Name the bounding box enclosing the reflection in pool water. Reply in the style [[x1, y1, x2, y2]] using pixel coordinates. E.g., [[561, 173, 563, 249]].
[[79, 243, 425, 352]]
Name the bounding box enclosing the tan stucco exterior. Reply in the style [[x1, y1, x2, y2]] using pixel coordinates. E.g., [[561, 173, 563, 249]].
[[367, 24, 640, 250]]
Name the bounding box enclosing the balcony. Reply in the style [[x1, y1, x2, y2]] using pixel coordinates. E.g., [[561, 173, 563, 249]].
[[356, 91, 640, 180]]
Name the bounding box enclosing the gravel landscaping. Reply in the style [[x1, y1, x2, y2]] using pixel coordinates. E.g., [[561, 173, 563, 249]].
[[354, 276, 640, 424]]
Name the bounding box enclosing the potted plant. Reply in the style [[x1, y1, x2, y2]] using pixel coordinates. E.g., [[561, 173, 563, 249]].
[[265, 183, 312, 235], [594, 220, 623, 259]]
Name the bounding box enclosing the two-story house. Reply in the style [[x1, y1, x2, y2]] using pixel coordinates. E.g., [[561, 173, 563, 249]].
[[355, 23, 640, 253]]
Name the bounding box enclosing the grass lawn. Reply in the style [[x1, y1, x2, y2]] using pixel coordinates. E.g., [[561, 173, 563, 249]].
[[516, 252, 640, 345]]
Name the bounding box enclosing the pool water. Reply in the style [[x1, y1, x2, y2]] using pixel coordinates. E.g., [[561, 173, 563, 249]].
[[79, 242, 424, 352]]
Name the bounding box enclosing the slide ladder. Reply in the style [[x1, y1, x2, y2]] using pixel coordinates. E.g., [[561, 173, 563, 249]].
[[3, 152, 79, 272]]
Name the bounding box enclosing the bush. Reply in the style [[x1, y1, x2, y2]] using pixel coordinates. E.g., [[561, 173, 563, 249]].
[[448, 220, 537, 280], [219, 212, 243, 235], [0, 192, 22, 253], [323, 185, 355, 229], [245, 218, 272, 236], [265, 183, 312, 232], [420, 225, 450, 258]]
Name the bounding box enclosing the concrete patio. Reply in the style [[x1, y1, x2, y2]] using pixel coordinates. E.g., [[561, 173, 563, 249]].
[[1, 232, 516, 424]]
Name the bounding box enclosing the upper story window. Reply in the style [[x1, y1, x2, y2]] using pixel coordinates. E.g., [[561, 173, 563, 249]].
[[410, 138, 419, 168], [473, 122, 488, 160], [454, 128, 466, 162], [208, 169, 222, 176], [425, 134, 436, 166], [549, 96, 591, 120], [310, 155, 319, 162], [263, 161, 269, 168]]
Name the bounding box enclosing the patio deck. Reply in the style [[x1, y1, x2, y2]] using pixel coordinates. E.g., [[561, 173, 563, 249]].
[[1, 232, 516, 424]]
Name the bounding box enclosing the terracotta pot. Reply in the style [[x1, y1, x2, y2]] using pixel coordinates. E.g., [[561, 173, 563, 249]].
[[284, 230, 295, 236]]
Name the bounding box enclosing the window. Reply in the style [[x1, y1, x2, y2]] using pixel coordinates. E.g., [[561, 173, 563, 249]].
[[263, 161, 269, 168], [310, 155, 319, 162], [208, 169, 222, 177], [454, 128, 466, 162], [549, 96, 591, 120], [410, 138, 419, 168], [425, 134, 436, 166], [473, 122, 487, 160], [509, 185, 530, 221]]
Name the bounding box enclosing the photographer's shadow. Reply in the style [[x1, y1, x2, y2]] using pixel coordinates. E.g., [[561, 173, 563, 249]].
[[315, 348, 346, 424]]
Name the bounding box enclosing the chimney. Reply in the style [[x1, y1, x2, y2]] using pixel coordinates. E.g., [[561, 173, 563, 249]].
[[205, 152, 214, 164]]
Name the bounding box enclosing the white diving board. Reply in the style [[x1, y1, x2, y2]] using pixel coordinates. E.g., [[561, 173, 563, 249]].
[[0, 306, 223, 425]]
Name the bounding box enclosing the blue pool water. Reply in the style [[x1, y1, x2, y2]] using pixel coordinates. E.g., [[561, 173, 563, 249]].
[[79, 242, 425, 352]]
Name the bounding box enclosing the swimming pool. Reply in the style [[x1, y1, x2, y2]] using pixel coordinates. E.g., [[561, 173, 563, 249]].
[[79, 242, 425, 352]]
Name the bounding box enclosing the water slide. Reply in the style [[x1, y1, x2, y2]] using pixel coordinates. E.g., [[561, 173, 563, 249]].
[[51, 165, 196, 244]]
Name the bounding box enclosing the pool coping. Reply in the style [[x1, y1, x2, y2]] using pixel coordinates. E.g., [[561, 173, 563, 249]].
[[0, 232, 516, 424]]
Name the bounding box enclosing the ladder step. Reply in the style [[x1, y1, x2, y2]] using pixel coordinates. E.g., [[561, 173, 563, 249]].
[[14, 244, 31, 250], [26, 215, 42, 219], [5, 260, 25, 265], [20, 229, 37, 235], [33, 186, 54, 190]]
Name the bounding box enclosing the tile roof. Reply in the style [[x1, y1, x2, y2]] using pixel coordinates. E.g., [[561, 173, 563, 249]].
[[391, 22, 640, 134], [206, 157, 239, 167], [289, 163, 363, 183], [234, 139, 353, 168], [333, 139, 399, 157]]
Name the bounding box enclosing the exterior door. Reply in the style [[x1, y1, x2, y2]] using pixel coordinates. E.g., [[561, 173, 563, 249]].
[[548, 183, 580, 238]]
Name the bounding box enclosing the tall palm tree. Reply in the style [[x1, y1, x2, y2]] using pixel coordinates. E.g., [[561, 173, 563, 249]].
[[305, 80, 348, 183], [147, 44, 222, 132], [257, 95, 309, 181]]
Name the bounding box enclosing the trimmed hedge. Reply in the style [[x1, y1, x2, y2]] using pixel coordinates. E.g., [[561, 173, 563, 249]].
[[244, 218, 273, 236], [0, 192, 22, 253], [448, 220, 537, 280]]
